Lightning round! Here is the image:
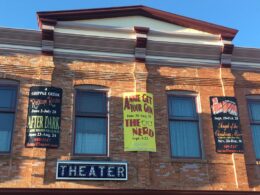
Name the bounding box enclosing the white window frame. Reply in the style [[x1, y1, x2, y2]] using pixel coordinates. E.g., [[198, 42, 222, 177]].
[[167, 90, 203, 159], [73, 85, 110, 157]]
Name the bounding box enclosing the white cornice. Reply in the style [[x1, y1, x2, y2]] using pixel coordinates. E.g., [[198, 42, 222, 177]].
[[55, 22, 223, 46], [232, 61, 260, 70], [54, 48, 134, 58], [146, 55, 219, 67], [55, 23, 136, 40], [53, 48, 220, 67], [0, 44, 41, 53]]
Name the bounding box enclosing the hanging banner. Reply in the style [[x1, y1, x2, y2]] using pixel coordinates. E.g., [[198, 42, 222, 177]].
[[210, 96, 243, 153], [123, 92, 156, 152], [25, 86, 62, 148]]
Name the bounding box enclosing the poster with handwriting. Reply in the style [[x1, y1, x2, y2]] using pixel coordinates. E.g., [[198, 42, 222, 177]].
[[123, 92, 156, 152], [210, 96, 243, 153], [25, 86, 62, 148]]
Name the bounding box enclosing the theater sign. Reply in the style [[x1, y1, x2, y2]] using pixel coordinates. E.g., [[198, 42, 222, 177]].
[[56, 161, 128, 181]]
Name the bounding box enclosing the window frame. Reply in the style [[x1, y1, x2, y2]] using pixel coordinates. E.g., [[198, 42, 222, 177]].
[[167, 92, 202, 159], [73, 86, 109, 157], [247, 97, 260, 160], [0, 79, 18, 154], [248, 99, 260, 125]]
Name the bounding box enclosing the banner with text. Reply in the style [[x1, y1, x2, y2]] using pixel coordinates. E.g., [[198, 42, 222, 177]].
[[25, 86, 62, 148], [210, 96, 243, 153], [123, 92, 156, 152]]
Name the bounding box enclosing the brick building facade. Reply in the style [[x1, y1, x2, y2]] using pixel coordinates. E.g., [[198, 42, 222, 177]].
[[1, 5, 260, 195]]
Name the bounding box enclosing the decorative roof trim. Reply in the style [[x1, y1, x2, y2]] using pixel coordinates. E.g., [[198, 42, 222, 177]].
[[220, 43, 234, 68], [37, 5, 238, 40], [134, 26, 149, 62]]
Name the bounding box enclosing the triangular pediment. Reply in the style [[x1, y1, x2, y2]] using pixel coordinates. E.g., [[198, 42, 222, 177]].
[[37, 5, 238, 40], [60, 16, 212, 36]]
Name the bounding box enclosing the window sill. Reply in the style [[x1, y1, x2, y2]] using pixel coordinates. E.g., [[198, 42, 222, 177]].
[[60, 155, 111, 161], [0, 152, 11, 159], [171, 158, 208, 164]]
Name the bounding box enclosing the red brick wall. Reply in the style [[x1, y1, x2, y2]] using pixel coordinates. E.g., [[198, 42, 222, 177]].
[[0, 52, 259, 191]]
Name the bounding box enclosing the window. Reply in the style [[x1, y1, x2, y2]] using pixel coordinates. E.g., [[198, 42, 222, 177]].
[[248, 99, 260, 159], [0, 81, 18, 153], [168, 94, 201, 158], [74, 87, 108, 155]]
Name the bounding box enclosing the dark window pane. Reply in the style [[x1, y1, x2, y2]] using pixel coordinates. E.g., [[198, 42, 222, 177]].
[[76, 91, 106, 114], [170, 121, 200, 158], [169, 96, 196, 118], [75, 117, 107, 154], [0, 87, 16, 110], [168, 94, 201, 158], [251, 125, 260, 159], [249, 102, 260, 122], [0, 113, 14, 152]]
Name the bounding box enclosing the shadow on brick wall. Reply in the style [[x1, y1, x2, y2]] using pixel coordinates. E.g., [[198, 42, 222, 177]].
[[146, 65, 241, 190], [232, 69, 260, 188], [1, 52, 260, 190], [0, 52, 56, 185]]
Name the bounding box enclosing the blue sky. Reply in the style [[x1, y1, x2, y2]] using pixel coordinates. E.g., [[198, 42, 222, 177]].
[[1, 0, 260, 48]]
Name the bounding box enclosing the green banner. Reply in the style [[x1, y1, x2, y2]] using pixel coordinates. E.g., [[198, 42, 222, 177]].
[[123, 92, 156, 152]]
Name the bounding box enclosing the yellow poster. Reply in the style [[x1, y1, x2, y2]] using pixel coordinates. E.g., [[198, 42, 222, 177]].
[[123, 92, 156, 152]]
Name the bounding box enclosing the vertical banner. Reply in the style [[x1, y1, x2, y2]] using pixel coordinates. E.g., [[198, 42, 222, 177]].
[[123, 92, 156, 152], [210, 96, 243, 153], [25, 86, 62, 148]]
